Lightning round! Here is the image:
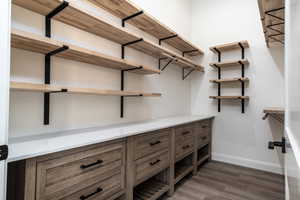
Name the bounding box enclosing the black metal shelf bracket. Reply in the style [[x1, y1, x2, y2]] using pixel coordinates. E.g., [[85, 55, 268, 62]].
[[122, 11, 144, 27], [182, 49, 198, 57], [159, 35, 177, 45], [214, 48, 222, 112], [44, 2, 69, 125], [265, 7, 285, 22], [120, 67, 143, 118], [121, 39, 143, 59], [0, 145, 8, 161], [238, 43, 246, 113], [159, 57, 173, 71], [182, 68, 195, 80]]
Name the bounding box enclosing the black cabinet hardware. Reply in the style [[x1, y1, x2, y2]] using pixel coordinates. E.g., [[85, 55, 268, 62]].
[[268, 137, 286, 153], [150, 159, 161, 166], [182, 145, 190, 150], [150, 141, 161, 146], [80, 160, 103, 169], [0, 145, 8, 161], [80, 187, 103, 200], [182, 131, 190, 135], [201, 136, 207, 140]]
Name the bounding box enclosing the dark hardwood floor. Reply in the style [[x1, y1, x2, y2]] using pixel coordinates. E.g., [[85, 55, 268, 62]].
[[167, 161, 284, 200]]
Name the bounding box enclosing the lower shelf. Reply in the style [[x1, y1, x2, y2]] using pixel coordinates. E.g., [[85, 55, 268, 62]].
[[197, 154, 210, 166], [175, 165, 194, 184], [134, 179, 169, 200]]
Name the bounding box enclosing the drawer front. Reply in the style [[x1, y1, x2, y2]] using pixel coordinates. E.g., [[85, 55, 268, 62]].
[[175, 124, 194, 142], [135, 150, 170, 184], [198, 119, 212, 136], [175, 137, 194, 160], [36, 141, 125, 200], [198, 134, 210, 148], [134, 129, 170, 160]]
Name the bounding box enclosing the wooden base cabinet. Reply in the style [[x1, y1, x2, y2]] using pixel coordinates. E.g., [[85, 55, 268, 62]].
[[7, 118, 213, 200]]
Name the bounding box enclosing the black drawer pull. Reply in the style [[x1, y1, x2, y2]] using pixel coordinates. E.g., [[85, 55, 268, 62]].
[[182, 145, 190, 149], [202, 125, 208, 128], [150, 141, 161, 146], [150, 159, 161, 166], [201, 136, 207, 140], [80, 187, 103, 200], [182, 131, 190, 135], [80, 160, 103, 169]]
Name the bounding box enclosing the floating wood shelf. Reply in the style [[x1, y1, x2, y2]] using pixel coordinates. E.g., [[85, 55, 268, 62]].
[[263, 107, 284, 123], [210, 77, 249, 83], [209, 96, 249, 100], [11, 29, 160, 75], [210, 41, 249, 54], [258, 0, 284, 46], [87, 0, 204, 57], [11, 82, 162, 97], [210, 59, 249, 68], [13, 0, 203, 72], [134, 179, 169, 200]]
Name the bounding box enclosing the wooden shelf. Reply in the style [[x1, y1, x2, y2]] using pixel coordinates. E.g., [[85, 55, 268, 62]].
[[209, 59, 249, 68], [174, 165, 193, 184], [11, 82, 162, 97], [134, 179, 169, 200], [258, 0, 284, 46], [210, 77, 249, 83], [209, 96, 249, 100], [210, 41, 249, 53], [87, 0, 204, 56], [11, 29, 160, 75], [13, 0, 203, 72], [263, 107, 284, 123], [197, 154, 210, 166]]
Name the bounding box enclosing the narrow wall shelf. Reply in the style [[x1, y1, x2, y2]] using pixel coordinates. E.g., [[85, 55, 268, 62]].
[[262, 107, 284, 123], [210, 41, 249, 53], [209, 96, 249, 100], [13, 0, 204, 73], [12, 29, 160, 75], [258, 0, 284, 46], [209, 59, 249, 68], [87, 0, 204, 57], [11, 82, 162, 97], [210, 78, 249, 83]]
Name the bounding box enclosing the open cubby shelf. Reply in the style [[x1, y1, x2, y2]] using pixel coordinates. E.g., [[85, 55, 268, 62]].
[[134, 179, 169, 200], [209, 59, 249, 68], [209, 41, 250, 113], [13, 0, 204, 73], [210, 41, 249, 53], [262, 107, 284, 123], [11, 82, 162, 97], [210, 77, 249, 83], [87, 0, 204, 57], [174, 154, 194, 184], [209, 96, 249, 100], [258, 0, 284, 46], [12, 29, 160, 75]]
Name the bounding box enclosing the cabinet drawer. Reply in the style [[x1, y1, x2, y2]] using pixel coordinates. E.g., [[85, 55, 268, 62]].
[[175, 124, 194, 142], [36, 141, 125, 200], [175, 137, 194, 161], [133, 129, 170, 160], [135, 150, 170, 185], [198, 119, 212, 136], [198, 134, 210, 148]]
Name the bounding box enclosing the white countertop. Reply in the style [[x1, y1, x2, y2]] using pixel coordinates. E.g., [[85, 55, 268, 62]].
[[8, 115, 214, 162]]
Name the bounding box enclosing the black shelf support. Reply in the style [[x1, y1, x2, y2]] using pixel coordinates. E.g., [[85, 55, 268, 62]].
[[214, 48, 222, 112], [121, 39, 143, 59], [120, 67, 143, 118], [238, 43, 246, 113], [265, 7, 285, 22], [44, 2, 69, 125], [159, 35, 177, 45], [182, 68, 195, 80], [159, 57, 173, 71], [182, 49, 198, 57], [0, 145, 8, 161], [122, 11, 144, 27]]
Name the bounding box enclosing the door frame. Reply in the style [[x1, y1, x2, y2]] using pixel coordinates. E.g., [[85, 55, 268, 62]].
[[0, 0, 11, 199]]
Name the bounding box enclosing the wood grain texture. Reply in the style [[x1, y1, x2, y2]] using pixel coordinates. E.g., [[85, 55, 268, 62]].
[[209, 59, 249, 68], [10, 82, 162, 97], [210, 41, 249, 53], [165, 161, 284, 200], [87, 0, 204, 56]]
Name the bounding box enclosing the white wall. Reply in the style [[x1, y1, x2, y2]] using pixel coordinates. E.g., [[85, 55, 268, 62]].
[[9, 0, 194, 138], [190, 0, 285, 174]]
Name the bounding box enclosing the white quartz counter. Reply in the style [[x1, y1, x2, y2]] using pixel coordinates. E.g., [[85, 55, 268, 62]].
[[8, 115, 214, 162]]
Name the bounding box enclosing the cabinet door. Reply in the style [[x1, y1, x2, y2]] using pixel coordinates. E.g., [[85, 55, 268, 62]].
[[0, 0, 11, 199], [285, 0, 300, 199]]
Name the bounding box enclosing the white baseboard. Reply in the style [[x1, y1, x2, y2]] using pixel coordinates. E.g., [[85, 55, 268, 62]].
[[212, 153, 284, 175]]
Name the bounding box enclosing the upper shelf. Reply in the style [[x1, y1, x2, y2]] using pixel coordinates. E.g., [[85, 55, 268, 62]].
[[13, 0, 203, 72], [209, 59, 249, 68], [210, 41, 249, 54], [11, 82, 162, 97], [210, 78, 249, 83], [263, 107, 284, 115], [87, 0, 204, 56], [258, 0, 284, 46], [11, 29, 160, 75], [209, 96, 249, 100]]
